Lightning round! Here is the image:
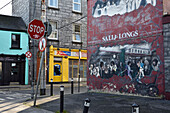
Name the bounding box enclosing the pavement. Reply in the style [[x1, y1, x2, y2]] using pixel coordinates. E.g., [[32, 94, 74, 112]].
[[1, 82, 170, 113]]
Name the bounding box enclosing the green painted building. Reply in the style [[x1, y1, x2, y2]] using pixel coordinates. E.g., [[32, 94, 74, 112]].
[[0, 15, 29, 85]]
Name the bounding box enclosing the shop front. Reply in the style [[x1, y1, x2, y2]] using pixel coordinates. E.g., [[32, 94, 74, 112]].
[[49, 45, 87, 83], [0, 54, 26, 85]]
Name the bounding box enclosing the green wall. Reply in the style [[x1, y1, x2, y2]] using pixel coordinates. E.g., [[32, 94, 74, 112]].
[[0, 30, 29, 84]]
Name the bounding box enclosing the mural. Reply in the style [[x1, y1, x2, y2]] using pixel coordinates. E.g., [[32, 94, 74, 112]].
[[88, 38, 163, 96], [87, 0, 164, 96], [93, 0, 157, 17]]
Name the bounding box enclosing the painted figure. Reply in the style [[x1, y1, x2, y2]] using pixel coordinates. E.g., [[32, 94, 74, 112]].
[[89, 64, 94, 75], [126, 61, 133, 80]]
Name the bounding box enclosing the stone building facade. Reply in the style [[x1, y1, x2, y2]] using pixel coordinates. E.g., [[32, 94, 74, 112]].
[[12, 0, 87, 83], [12, 0, 87, 49], [163, 16, 170, 94]]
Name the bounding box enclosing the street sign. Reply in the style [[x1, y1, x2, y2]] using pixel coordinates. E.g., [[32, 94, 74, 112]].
[[28, 19, 45, 40], [25, 51, 32, 58], [39, 37, 47, 52], [44, 22, 52, 37]]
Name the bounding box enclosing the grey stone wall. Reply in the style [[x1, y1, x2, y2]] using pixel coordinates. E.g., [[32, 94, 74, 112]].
[[12, 0, 30, 24], [13, 0, 87, 49], [45, 0, 87, 49], [163, 23, 170, 92]]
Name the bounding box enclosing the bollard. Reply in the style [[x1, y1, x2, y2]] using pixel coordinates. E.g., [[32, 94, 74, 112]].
[[132, 103, 139, 113], [60, 86, 64, 113], [71, 78, 74, 94], [50, 79, 53, 96], [83, 98, 91, 113]]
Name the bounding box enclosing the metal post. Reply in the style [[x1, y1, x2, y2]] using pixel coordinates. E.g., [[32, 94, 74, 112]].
[[50, 78, 53, 96], [78, 50, 81, 92], [60, 86, 64, 113], [33, 51, 44, 107], [30, 53, 34, 99], [71, 78, 73, 94], [40, 59, 46, 95], [40, 0, 46, 96], [83, 98, 91, 113], [132, 103, 139, 113]]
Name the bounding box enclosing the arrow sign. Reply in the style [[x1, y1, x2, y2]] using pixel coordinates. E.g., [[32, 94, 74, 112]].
[[39, 37, 47, 52]]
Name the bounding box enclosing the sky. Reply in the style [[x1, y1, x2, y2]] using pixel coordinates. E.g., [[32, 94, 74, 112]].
[[0, 0, 12, 15]]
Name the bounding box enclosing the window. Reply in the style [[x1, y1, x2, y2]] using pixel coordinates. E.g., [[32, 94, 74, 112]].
[[69, 60, 87, 79], [11, 34, 20, 49], [48, 21, 58, 40], [48, 0, 58, 8], [72, 24, 81, 42], [54, 64, 60, 76], [73, 0, 81, 12]]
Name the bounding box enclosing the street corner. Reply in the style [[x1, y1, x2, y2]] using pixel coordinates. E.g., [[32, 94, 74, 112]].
[[23, 95, 60, 107]]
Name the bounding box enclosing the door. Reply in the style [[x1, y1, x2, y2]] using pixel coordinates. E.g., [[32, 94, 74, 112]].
[[10, 62, 19, 82], [53, 62, 62, 82]]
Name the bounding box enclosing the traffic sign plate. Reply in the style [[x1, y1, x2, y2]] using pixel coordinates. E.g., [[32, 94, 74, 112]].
[[25, 51, 32, 58], [27, 19, 45, 40], [39, 37, 47, 52]]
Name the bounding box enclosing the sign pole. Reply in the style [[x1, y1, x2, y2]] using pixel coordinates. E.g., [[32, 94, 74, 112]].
[[78, 50, 81, 92], [33, 51, 44, 106], [40, 0, 46, 96]]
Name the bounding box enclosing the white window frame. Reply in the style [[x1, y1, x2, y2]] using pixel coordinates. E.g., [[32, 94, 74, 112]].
[[48, 0, 58, 8], [48, 21, 58, 40], [72, 24, 81, 42], [73, 0, 81, 12]]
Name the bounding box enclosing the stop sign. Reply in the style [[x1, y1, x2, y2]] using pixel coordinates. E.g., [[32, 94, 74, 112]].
[[27, 19, 45, 40]]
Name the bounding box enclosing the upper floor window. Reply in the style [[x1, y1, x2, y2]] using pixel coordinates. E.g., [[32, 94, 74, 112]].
[[73, 0, 81, 12], [11, 34, 21, 49], [72, 24, 81, 42], [48, 21, 58, 40], [48, 0, 58, 8]]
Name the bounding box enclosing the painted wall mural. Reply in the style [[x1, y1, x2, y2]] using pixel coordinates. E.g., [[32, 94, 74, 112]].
[[93, 0, 157, 17], [87, 0, 164, 96]]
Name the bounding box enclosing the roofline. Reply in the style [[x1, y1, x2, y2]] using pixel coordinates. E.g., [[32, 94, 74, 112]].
[[0, 28, 27, 33], [0, 14, 22, 19], [163, 15, 170, 24]]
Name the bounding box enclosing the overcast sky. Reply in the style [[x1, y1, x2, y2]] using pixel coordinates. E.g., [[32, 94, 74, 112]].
[[0, 0, 12, 15]]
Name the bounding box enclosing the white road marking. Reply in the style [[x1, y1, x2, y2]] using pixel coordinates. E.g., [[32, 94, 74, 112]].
[[0, 98, 5, 101], [6, 97, 14, 100]]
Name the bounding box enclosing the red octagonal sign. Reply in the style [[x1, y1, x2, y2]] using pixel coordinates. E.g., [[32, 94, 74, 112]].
[[27, 19, 45, 40]]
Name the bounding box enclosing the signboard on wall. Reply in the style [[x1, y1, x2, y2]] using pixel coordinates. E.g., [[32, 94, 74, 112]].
[[54, 50, 87, 58], [87, 0, 164, 96]]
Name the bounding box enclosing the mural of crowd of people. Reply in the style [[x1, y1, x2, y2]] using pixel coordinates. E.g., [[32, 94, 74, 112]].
[[88, 42, 161, 96]]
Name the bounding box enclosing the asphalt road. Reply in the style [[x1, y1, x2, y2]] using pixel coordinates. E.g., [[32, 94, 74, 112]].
[[0, 83, 87, 113]]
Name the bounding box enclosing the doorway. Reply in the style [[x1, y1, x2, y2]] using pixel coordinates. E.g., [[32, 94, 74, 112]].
[[10, 62, 19, 82], [53, 62, 62, 82]]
